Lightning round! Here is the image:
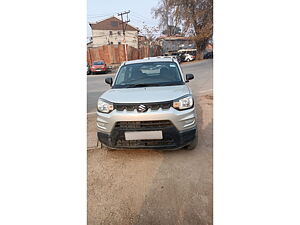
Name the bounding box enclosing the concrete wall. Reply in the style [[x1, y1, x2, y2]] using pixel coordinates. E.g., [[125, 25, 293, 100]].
[[92, 30, 138, 48]]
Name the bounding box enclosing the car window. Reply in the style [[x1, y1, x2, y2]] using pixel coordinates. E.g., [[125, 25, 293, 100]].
[[113, 62, 184, 88], [94, 61, 104, 65]]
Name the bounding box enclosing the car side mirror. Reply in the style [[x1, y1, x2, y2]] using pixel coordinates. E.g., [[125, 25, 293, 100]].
[[186, 74, 194, 82], [105, 77, 113, 86]]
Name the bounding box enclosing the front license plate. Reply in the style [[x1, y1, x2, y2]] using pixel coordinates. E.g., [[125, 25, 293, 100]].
[[125, 131, 163, 140]]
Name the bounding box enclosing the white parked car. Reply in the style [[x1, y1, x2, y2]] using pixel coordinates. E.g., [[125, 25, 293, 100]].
[[184, 53, 196, 62]]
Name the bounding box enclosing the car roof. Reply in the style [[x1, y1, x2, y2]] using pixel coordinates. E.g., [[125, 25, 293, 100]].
[[123, 57, 175, 65]]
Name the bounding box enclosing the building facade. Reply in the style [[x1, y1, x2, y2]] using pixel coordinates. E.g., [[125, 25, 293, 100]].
[[156, 36, 196, 54], [89, 17, 139, 48]]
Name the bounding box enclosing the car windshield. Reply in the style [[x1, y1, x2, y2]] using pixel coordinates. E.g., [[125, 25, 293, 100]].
[[113, 62, 184, 88], [94, 61, 104, 65]]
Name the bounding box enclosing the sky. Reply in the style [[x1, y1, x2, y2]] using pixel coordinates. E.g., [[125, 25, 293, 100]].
[[87, 0, 161, 39]]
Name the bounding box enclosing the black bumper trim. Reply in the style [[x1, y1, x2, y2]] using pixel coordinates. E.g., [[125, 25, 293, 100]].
[[97, 128, 196, 150]]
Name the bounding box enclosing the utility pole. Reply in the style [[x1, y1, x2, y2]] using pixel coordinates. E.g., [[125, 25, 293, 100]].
[[118, 10, 130, 61]]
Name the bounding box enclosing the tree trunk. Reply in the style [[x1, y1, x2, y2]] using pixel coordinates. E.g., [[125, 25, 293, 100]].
[[195, 39, 208, 60]]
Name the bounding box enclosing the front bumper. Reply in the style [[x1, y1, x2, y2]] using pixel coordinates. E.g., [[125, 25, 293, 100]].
[[96, 107, 196, 133], [97, 127, 196, 150], [91, 67, 107, 72]]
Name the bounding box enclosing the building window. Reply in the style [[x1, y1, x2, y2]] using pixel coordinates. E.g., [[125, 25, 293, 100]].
[[117, 31, 121, 35], [111, 21, 118, 27], [109, 31, 113, 35], [110, 42, 113, 45], [118, 41, 121, 45]]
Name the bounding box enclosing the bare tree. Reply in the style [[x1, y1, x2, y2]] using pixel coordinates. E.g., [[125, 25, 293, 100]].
[[153, 0, 213, 59], [162, 25, 181, 36], [140, 24, 160, 42], [152, 0, 180, 36]]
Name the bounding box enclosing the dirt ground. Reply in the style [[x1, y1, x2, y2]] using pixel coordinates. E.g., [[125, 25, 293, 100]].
[[87, 93, 213, 225]]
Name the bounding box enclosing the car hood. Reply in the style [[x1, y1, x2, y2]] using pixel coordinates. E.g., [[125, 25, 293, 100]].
[[101, 85, 191, 103]]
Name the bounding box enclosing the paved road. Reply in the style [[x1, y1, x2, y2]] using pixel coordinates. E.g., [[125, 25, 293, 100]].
[[87, 59, 213, 113]]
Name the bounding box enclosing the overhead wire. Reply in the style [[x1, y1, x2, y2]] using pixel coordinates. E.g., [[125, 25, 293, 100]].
[[131, 12, 155, 22]]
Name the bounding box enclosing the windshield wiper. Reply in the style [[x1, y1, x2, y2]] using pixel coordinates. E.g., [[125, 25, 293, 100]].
[[116, 82, 183, 88], [126, 83, 162, 88]]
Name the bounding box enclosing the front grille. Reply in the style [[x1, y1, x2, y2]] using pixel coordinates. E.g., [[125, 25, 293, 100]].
[[116, 138, 175, 147], [111, 120, 177, 148], [114, 101, 172, 111], [115, 120, 173, 130]]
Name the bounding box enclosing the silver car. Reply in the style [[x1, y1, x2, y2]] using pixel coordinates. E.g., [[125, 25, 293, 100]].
[[97, 57, 197, 150]]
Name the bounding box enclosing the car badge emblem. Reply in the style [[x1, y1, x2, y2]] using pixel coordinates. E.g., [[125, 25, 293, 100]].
[[137, 104, 147, 112]]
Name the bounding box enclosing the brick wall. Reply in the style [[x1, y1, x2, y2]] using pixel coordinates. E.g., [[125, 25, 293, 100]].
[[87, 44, 162, 66]]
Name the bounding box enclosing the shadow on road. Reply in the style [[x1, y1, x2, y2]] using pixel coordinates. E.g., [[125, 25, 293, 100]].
[[130, 95, 213, 225]]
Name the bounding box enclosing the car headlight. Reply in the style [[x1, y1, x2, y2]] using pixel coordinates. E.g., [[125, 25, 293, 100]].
[[97, 99, 114, 113], [173, 95, 194, 110]]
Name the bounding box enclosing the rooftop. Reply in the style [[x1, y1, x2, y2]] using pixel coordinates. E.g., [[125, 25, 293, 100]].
[[89, 16, 139, 31], [157, 36, 193, 41]]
